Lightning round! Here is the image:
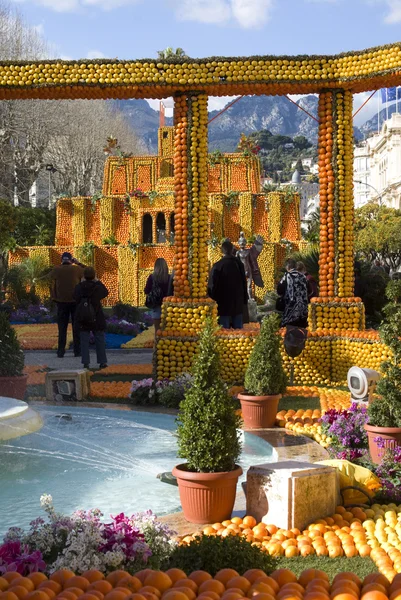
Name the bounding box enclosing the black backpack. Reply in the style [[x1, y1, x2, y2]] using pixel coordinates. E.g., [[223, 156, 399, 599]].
[[145, 279, 164, 309], [75, 287, 96, 327]]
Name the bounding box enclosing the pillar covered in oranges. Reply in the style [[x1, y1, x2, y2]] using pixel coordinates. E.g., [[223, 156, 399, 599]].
[[309, 90, 365, 332], [173, 93, 209, 299]]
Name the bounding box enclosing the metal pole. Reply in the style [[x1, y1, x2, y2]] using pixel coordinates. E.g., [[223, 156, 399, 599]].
[[48, 171, 51, 210]]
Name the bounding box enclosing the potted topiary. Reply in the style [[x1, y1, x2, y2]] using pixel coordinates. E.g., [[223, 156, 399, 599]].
[[0, 312, 26, 399], [366, 280, 401, 463], [172, 317, 243, 524], [238, 313, 287, 428]]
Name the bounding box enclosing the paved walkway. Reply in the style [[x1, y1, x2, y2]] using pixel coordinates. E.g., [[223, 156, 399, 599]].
[[24, 348, 153, 369]]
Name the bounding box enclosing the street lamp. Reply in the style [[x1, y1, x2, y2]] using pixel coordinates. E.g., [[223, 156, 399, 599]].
[[354, 180, 382, 205], [45, 164, 57, 210]]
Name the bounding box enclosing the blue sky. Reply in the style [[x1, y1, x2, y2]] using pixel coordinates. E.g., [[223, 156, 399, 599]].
[[11, 0, 401, 124]]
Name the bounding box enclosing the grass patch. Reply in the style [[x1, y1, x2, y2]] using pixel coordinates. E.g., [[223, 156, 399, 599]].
[[274, 556, 377, 581], [278, 395, 320, 412]]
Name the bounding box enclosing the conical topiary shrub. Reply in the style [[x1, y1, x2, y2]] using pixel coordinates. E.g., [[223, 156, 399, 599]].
[[176, 317, 242, 473], [173, 317, 243, 523], [239, 313, 287, 428], [0, 311, 26, 400]]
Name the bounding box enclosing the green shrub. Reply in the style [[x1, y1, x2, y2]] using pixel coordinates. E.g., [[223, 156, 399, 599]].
[[113, 302, 142, 324], [176, 317, 242, 473], [163, 535, 276, 576], [0, 312, 24, 377], [244, 313, 287, 396], [368, 280, 401, 428]]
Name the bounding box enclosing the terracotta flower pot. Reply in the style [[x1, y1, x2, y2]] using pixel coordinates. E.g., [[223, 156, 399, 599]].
[[0, 374, 28, 401], [172, 463, 243, 524], [238, 393, 281, 429], [365, 423, 401, 464]]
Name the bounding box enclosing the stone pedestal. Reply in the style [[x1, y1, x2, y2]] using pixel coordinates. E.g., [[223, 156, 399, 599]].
[[45, 370, 90, 402], [246, 460, 338, 530]]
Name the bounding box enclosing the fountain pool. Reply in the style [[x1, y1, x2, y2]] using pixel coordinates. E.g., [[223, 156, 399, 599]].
[[0, 405, 275, 537]]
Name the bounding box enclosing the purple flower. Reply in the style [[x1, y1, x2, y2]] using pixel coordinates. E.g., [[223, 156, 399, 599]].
[[0, 541, 46, 575]]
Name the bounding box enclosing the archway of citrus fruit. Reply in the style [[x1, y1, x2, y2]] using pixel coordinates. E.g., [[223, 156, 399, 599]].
[[5, 43, 400, 379]]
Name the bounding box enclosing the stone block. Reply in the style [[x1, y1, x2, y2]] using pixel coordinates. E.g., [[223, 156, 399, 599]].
[[246, 460, 338, 530], [45, 370, 90, 402]]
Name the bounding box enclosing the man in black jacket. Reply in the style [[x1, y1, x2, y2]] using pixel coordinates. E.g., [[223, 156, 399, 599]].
[[208, 240, 248, 329]]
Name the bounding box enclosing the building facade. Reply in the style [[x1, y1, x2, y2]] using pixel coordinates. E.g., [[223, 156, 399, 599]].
[[354, 113, 401, 209]]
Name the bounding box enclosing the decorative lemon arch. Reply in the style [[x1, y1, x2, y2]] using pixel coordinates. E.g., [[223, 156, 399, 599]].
[[6, 43, 396, 380]]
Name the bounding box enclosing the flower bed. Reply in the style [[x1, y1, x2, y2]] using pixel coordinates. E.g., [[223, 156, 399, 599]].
[[11, 305, 54, 325]]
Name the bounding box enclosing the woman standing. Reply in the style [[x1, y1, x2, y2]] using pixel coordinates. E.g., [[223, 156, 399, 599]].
[[277, 258, 309, 328], [144, 258, 171, 332]]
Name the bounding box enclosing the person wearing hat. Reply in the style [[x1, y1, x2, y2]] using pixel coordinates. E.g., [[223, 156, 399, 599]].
[[50, 252, 86, 358]]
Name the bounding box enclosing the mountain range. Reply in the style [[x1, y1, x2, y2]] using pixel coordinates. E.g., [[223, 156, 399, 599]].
[[112, 95, 381, 154]]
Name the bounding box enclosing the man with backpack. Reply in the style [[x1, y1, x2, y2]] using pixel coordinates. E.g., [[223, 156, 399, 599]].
[[50, 251, 86, 358], [73, 266, 109, 369]]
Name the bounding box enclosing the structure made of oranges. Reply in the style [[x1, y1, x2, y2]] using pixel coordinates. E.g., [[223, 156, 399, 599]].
[[160, 298, 217, 336], [309, 299, 365, 332], [179, 506, 401, 581]]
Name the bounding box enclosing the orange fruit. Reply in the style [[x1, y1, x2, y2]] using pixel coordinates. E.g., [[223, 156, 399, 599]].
[[270, 571, 297, 587], [88, 583, 112, 596], [127, 596, 146, 600], [81, 573, 105, 584], [57, 592, 79, 600], [250, 595, 274, 600], [113, 589, 131, 598], [215, 573, 240, 588], [63, 589, 84, 598], [248, 583, 275, 598], [171, 588, 196, 600], [360, 593, 388, 600], [172, 582, 197, 594], [139, 588, 160, 599], [162, 592, 189, 600], [104, 593, 129, 600], [226, 579, 250, 594], [165, 573, 187, 586], [299, 572, 329, 587], [242, 517, 257, 529], [363, 577, 390, 592], [188, 574, 211, 587], [141, 593, 158, 600], [38, 583, 61, 596], [304, 594, 329, 600], [333, 574, 361, 588], [0, 593, 19, 600], [9, 582, 34, 594], [117, 579, 142, 594], [106, 574, 132, 588], [252, 579, 279, 594], [50, 572, 76, 586], [242, 574, 266, 586], [0, 581, 8, 593], [86, 592, 103, 600], [362, 586, 387, 596], [3, 577, 22, 586], [80, 595, 103, 600], [199, 581, 225, 596], [221, 594, 243, 600], [25, 592, 51, 600], [7, 588, 29, 600], [197, 593, 220, 600], [144, 573, 172, 594], [64, 578, 90, 592]]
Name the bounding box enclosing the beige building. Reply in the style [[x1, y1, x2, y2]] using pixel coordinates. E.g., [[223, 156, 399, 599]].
[[354, 113, 401, 209]]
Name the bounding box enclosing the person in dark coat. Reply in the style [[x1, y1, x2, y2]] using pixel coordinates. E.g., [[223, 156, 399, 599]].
[[296, 261, 318, 300], [277, 258, 309, 328], [50, 251, 86, 358], [208, 240, 248, 329], [144, 258, 172, 334], [73, 266, 109, 369]]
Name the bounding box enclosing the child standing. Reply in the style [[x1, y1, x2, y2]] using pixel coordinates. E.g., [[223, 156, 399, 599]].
[[73, 266, 109, 369]]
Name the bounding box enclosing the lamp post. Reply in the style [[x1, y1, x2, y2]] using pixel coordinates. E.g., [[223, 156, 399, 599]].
[[45, 164, 57, 210], [354, 180, 382, 205]]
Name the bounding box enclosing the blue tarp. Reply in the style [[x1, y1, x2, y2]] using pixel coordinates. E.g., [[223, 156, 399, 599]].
[[104, 333, 134, 349]]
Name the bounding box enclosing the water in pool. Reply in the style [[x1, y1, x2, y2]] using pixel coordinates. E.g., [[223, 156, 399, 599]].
[[0, 405, 274, 537]]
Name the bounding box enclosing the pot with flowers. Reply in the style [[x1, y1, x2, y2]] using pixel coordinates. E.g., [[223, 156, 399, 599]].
[[172, 317, 242, 524], [366, 280, 401, 463], [0, 312, 26, 400], [238, 313, 287, 429]]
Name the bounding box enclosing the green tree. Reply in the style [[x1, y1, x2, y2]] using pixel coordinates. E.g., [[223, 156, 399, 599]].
[[302, 208, 320, 243], [13, 206, 56, 246], [0, 199, 18, 289], [293, 135, 312, 150], [355, 202, 401, 271], [176, 318, 242, 473]]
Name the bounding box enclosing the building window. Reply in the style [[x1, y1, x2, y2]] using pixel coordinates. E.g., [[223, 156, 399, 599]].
[[170, 213, 175, 243], [142, 214, 153, 243], [156, 212, 166, 243], [160, 159, 174, 178]]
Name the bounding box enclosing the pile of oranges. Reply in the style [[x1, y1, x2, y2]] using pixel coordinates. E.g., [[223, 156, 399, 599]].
[[160, 299, 217, 336], [118, 247, 138, 305], [72, 198, 87, 247], [55, 199, 74, 246], [308, 300, 365, 332], [85, 200, 101, 246], [90, 381, 131, 399], [2, 566, 401, 600], [100, 197, 115, 242], [114, 199, 131, 245], [122, 327, 155, 349], [94, 247, 118, 306]]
